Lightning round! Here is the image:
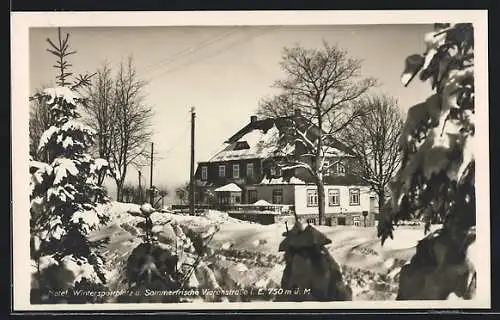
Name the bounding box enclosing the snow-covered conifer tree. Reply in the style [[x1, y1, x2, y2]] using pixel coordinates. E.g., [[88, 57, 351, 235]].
[[378, 23, 476, 300], [29, 28, 110, 302]]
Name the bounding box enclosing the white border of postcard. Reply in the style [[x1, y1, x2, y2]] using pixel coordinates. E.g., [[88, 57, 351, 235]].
[[11, 10, 490, 311]]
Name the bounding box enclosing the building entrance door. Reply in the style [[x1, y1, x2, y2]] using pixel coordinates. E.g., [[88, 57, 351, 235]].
[[326, 218, 333, 226], [337, 217, 346, 225]]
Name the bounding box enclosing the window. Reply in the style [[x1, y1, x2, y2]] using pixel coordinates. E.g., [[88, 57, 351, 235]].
[[272, 189, 283, 204], [323, 161, 330, 175], [306, 218, 316, 225], [350, 188, 360, 206], [276, 166, 282, 176], [248, 190, 258, 203], [246, 163, 254, 178], [230, 194, 241, 204], [328, 189, 340, 206], [234, 141, 250, 150], [307, 189, 318, 207], [201, 166, 207, 180], [270, 167, 276, 176], [337, 162, 346, 175], [218, 165, 226, 177], [219, 194, 229, 204], [353, 215, 361, 227], [332, 162, 346, 175], [233, 164, 240, 178]]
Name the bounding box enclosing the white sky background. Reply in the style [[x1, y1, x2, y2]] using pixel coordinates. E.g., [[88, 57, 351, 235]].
[[29, 24, 434, 198]]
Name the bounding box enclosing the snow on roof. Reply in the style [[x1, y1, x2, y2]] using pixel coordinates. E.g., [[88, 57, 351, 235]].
[[204, 115, 355, 163], [208, 124, 292, 162], [259, 176, 306, 185], [321, 146, 356, 158], [252, 199, 273, 206], [214, 183, 242, 192]]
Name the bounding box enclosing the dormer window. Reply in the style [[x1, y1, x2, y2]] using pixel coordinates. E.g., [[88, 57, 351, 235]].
[[201, 166, 207, 180], [234, 141, 250, 150], [337, 163, 346, 175], [270, 166, 281, 177], [332, 161, 346, 176]]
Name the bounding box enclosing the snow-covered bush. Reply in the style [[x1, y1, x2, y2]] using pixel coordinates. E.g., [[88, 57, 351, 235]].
[[29, 29, 110, 302]]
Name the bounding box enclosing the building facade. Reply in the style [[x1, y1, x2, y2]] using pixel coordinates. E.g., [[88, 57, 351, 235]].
[[194, 113, 378, 226]]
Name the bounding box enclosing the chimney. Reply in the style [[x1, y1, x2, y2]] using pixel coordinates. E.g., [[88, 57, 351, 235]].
[[250, 115, 258, 123], [294, 109, 301, 117]]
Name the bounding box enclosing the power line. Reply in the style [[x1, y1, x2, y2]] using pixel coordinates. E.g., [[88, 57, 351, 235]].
[[148, 26, 280, 82], [159, 111, 192, 157], [141, 27, 241, 75], [140, 26, 242, 76], [148, 26, 279, 81], [163, 126, 191, 157]]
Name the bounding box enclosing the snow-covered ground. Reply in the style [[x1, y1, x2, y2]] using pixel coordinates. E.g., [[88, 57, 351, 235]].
[[88, 202, 440, 301]]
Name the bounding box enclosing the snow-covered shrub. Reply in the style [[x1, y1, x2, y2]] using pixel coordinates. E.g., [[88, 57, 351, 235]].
[[29, 29, 110, 302]]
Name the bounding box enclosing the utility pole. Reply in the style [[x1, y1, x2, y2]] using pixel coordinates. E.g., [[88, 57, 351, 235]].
[[189, 107, 196, 216], [150, 142, 154, 205], [138, 170, 142, 203]]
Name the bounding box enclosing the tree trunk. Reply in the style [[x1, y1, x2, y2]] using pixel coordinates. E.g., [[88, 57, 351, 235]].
[[317, 181, 325, 225], [377, 189, 386, 214], [97, 170, 106, 186], [116, 180, 124, 202]]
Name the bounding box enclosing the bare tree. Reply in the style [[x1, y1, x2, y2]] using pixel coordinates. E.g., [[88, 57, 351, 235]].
[[83, 63, 115, 185], [110, 58, 153, 201], [340, 94, 403, 213], [258, 42, 377, 225], [175, 182, 189, 205], [258, 94, 297, 118], [110, 57, 153, 201], [83, 57, 153, 200], [154, 186, 169, 209]]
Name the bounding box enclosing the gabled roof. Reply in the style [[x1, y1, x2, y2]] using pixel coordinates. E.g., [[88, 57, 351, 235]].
[[208, 119, 293, 162], [252, 199, 273, 206], [214, 183, 242, 192], [205, 114, 355, 163], [225, 116, 293, 144]]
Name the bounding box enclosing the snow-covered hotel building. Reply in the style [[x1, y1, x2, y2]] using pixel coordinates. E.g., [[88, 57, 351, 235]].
[[194, 112, 378, 226]]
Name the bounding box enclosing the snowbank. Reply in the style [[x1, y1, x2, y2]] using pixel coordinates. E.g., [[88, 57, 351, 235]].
[[88, 202, 442, 301], [102, 201, 435, 276]]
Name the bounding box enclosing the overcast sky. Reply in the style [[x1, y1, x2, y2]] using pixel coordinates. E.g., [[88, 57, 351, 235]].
[[29, 24, 434, 196]]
